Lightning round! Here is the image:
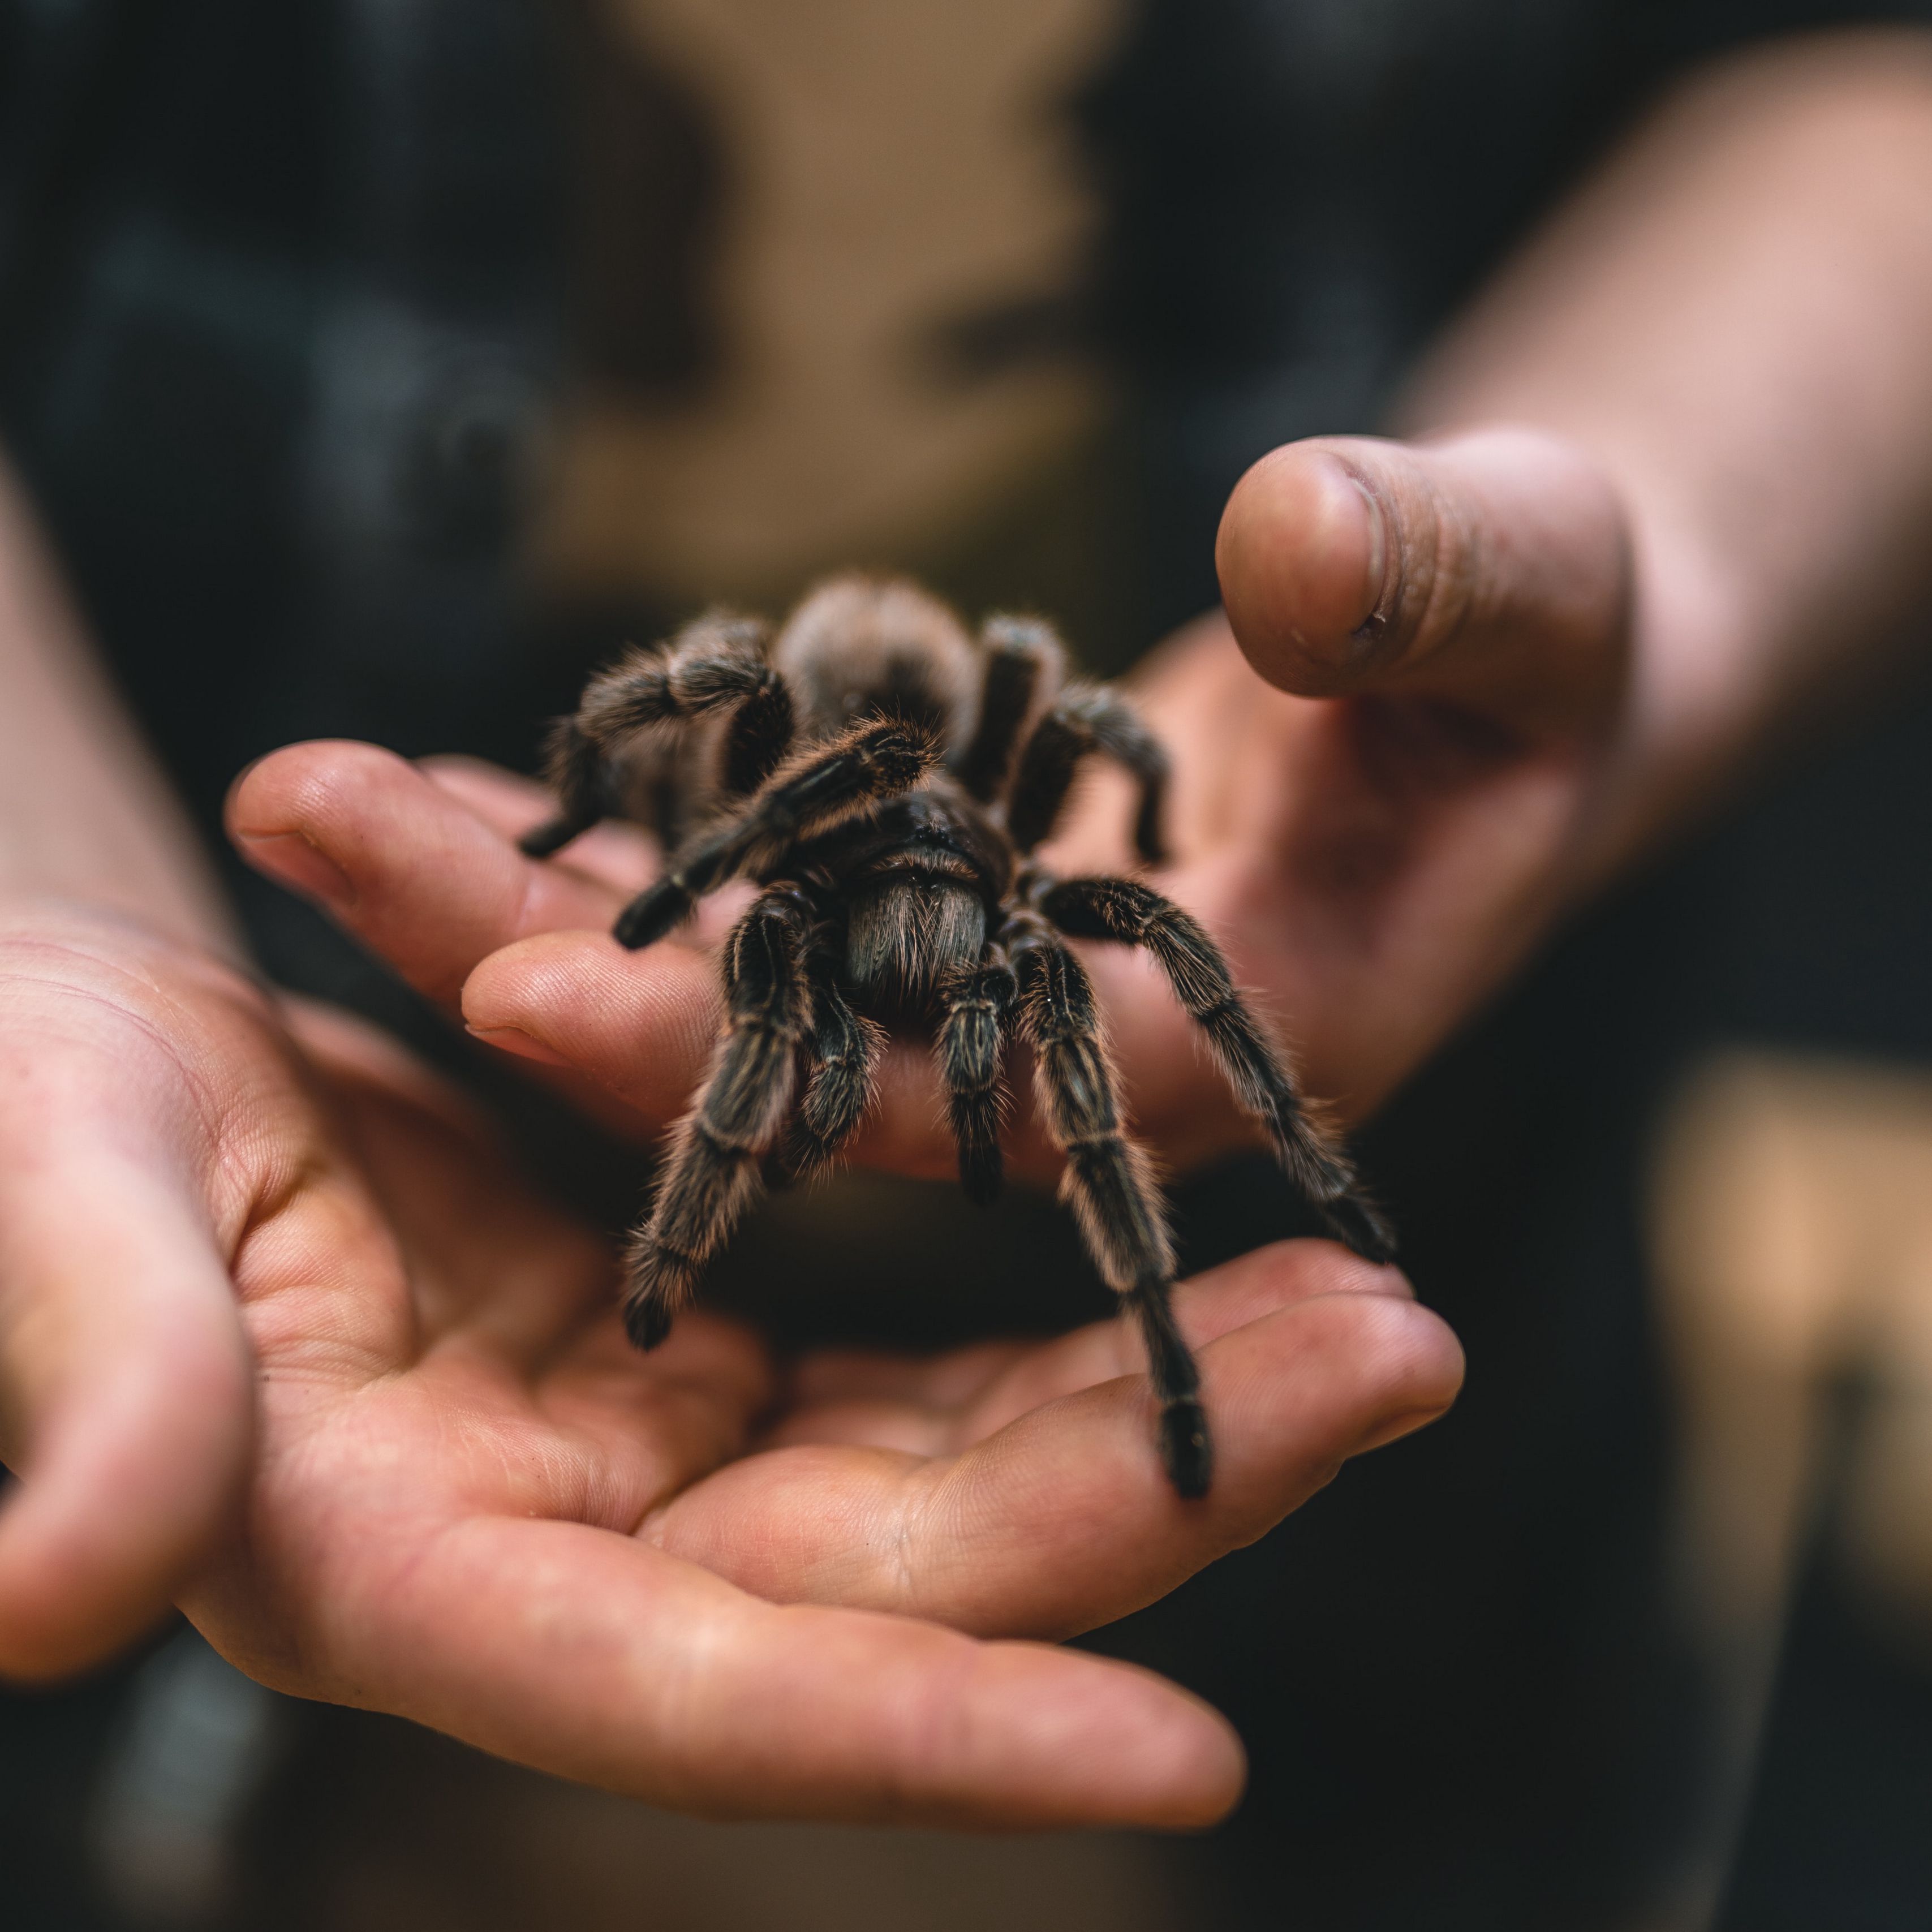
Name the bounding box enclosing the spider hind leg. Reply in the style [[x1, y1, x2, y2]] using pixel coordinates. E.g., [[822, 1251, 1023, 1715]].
[[1013, 924, 1211, 1498], [1040, 875, 1395, 1263]]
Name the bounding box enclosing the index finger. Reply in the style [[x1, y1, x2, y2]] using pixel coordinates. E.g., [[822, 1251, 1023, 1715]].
[[227, 741, 625, 1005], [227, 742, 721, 1133]]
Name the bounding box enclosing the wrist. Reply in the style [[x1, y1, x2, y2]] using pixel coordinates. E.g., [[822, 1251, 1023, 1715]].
[[1559, 458, 1783, 894]]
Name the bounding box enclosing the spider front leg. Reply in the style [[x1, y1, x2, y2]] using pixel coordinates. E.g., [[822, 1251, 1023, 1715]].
[[936, 943, 1017, 1206], [1039, 875, 1395, 1263], [612, 718, 939, 950], [1011, 922, 1210, 1498], [623, 888, 814, 1348]]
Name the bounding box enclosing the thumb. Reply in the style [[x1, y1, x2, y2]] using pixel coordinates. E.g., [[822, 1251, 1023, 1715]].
[[0, 1129, 252, 1680], [1215, 427, 1630, 735]]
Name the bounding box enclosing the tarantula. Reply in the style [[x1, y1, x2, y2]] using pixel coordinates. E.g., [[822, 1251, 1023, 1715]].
[[520, 576, 1392, 1496]]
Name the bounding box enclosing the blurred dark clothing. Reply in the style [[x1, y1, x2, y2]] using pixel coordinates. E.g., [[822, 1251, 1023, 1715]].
[[1085, 0, 1932, 631], [6, 4, 1932, 1929], [5, 0, 1930, 794], [0, 0, 567, 817]]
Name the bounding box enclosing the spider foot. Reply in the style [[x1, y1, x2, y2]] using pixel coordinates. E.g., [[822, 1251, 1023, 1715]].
[[519, 816, 582, 860], [1320, 1191, 1398, 1267], [615, 877, 694, 949], [957, 1139, 1003, 1208], [1159, 1400, 1214, 1500], [622, 1293, 674, 1351], [622, 1236, 694, 1350]]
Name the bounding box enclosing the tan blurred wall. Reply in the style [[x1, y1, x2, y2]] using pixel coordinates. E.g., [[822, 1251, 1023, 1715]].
[[537, 0, 1124, 606]]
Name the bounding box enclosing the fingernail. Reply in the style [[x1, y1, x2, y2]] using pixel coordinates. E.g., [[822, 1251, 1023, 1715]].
[[235, 832, 356, 911], [467, 1025, 572, 1068], [1346, 474, 1391, 643]]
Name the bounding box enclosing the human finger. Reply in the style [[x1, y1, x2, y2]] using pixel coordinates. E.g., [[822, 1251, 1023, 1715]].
[[788, 1337, 1032, 1414], [210, 1514, 1243, 1830], [1216, 427, 1629, 734], [418, 756, 662, 899], [459, 930, 724, 1137], [784, 1238, 1391, 1425], [647, 1242, 1462, 1640], [0, 1128, 251, 1679], [232, 743, 735, 1131], [416, 754, 555, 838], [227, 741, 621, 1006]]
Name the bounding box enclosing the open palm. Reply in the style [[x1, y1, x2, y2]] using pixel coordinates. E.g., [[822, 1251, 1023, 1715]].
[[0, 911, 1457, 1827]]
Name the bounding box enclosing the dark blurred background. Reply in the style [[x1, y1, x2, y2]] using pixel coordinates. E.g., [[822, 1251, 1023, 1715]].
[[6, 2, 1932, 1927]]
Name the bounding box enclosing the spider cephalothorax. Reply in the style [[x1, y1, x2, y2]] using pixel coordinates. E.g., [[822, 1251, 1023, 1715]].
[[522, 575, 1393, 1496]]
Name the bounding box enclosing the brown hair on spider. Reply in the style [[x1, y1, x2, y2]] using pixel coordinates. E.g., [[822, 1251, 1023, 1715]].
[[522, 574, 1392, 1498]]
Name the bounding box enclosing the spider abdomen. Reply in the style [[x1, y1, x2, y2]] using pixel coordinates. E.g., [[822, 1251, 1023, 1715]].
[[845, 875, 987, 995]]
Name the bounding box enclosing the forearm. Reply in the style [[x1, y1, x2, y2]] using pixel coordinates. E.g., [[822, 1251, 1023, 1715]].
[[0, 458, 235, 952], [1398, 29, 1932, 868]]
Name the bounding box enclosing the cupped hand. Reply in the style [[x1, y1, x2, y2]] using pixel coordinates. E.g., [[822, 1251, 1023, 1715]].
[[229, 424, 1631, 1176], [0, 906, 1460, 1825], [0, 910, 258, 1677]]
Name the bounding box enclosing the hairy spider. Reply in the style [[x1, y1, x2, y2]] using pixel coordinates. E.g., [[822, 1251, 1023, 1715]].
[[520, 575, 1393, 1496]]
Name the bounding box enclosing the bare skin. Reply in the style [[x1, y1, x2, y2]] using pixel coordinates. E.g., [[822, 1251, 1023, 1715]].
[[6, 28, 1932, 1823], [0, 457, 1462, 1826], [0, 906, 1455, 1826]]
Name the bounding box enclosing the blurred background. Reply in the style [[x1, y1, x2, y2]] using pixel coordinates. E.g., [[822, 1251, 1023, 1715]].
[[6, 2, 1932, 1927]]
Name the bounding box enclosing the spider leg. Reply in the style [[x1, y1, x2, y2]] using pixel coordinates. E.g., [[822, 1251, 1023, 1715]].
[[623, 887, 812, 1348], [1011, 920, 1210, 1498], [522, 717, 608, 858], [954, 616, 1065, 802], [1006, 683, 1170, 866], [521, 610, 792, 857], [612, 718, 940, 949], [784, 952, 884, 1180], [716, 671, 795, 801], [1039, 875, 1396, 1263], [935, 941, 1017, 1206]]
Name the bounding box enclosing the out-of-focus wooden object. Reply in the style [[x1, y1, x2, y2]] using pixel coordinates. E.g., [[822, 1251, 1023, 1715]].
[[1655, 1051, 1932, 1647]]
